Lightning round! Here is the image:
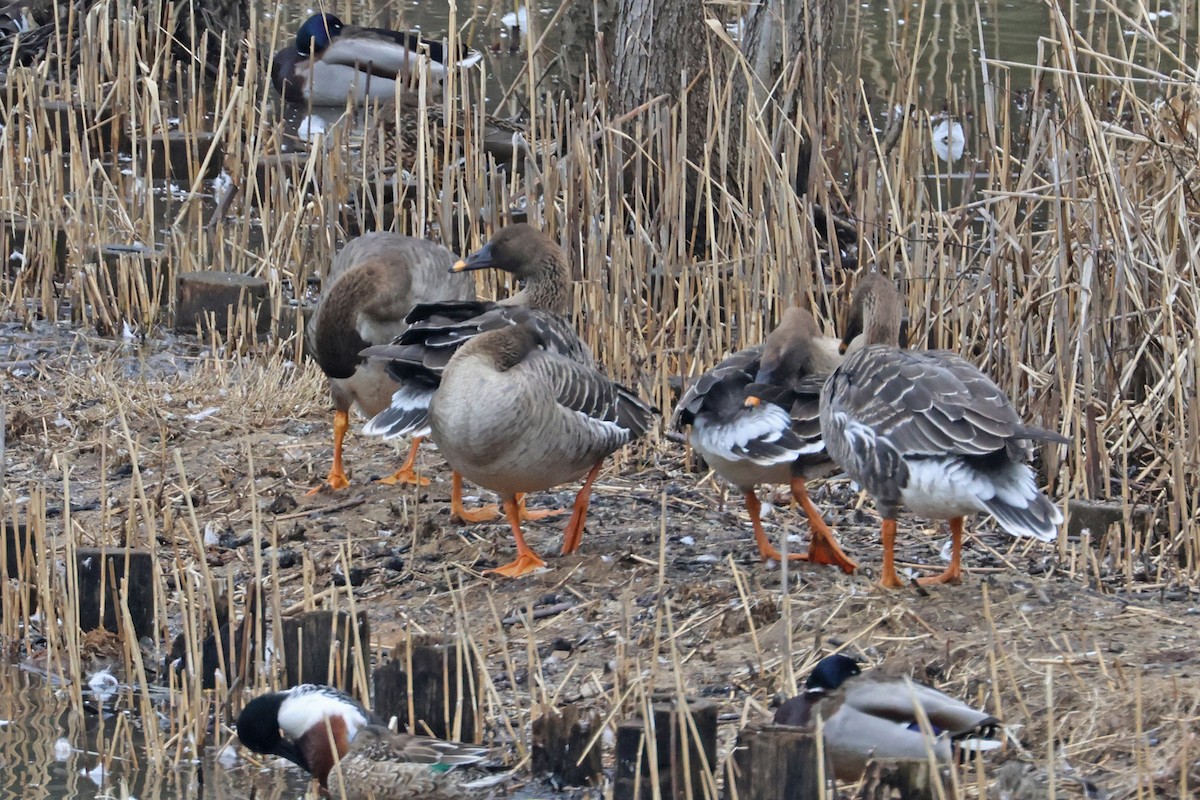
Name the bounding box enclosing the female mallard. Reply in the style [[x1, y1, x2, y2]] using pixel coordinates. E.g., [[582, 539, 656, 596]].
[[774, 654, 1001, 781], [818, 274, 1068, 588], [421, 316, 655, 577], [361, 224, 587, 525], [235, 684, 486, 799], [672, 306, 856, 572], [307, 233, 473, 494], [271, 13, 481, 107]]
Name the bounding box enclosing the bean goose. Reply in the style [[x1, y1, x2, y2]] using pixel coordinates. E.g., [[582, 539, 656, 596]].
[[307, 233, 473, 494], [361, 224, 585, 524], [818, 274, 1068, 587], [236, 684, 486, 799], [774, 654, 1001, 781], [672, 307, 856, 571], [424, 316, 655, 577]]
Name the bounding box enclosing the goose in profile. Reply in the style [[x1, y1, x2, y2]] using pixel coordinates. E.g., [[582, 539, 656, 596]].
[[818, 274, 1067, 587], [306, 233, 473, 494], [774, 654, 1002, 781], [401, 314, 655, 577], [361, 224, 585, 525]]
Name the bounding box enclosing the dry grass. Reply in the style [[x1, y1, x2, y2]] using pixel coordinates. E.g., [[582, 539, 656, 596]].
[[0, 0, 1198, 798]]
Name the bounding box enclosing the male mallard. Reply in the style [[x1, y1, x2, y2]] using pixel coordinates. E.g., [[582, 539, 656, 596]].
[[774, 654, 1001, 781], [271, 13, 482, 107], [307, 233, 473, 494], [421, 315, 655, 577], [361, 224, 586, 525], [671, 306, 857, 572], [818, 274, 1068, 588], [235, 684, 486, 799]]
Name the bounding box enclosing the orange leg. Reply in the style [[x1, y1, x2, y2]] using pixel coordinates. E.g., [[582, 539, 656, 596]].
[[746, 489, 807, 562], [307, 409, 351, 495], [879, 518, 905, 588], [451, 472, 565, 524], [790, 478, 858, 573], [917, 516, 964, 586], [486, 498, 547, 578], [560, 462, 603, 555], [375, 436, 431, 487]]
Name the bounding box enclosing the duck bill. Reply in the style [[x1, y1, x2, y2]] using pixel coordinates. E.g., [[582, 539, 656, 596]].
[[451, 242, 494, 272]]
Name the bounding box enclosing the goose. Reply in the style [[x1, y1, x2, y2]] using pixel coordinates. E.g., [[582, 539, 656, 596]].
[[235, 684, 486, 799], [361, 224, 585, 525], [271, 13, 481, 107], [306, 233, 473, 494], [818, 273, 1068, 587], [774, 654, 1002, 781], [418, 315, 655, 577], [672, 306, 856, 572]]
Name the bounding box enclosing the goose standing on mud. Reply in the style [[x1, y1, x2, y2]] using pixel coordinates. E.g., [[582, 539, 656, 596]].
[[271, 13, 481, 106], [818, 274, 1067, 587], [774, 654, 1002, 780], [235, 684, 487, 799], [362, 224, 588, 524], [420, 315, 655, 577], [672, 306, 857, 572], [306, 233, 473, 494]]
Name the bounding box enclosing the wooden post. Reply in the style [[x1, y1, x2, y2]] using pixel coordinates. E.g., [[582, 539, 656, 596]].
[[175, 270, 270, 334], [1, 522, 36, 614], [281, 610, 370, 695], [729, 723, 825, 800], [531, 703, 603, 787], [373, 635, 480, 743], [613, 700, 718, 800], [74, 547, 155, 638], [857, 759, 949, 800], [149, 131, 224, 181]]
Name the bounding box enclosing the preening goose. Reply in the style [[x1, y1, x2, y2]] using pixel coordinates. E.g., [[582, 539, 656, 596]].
[[672, 307, 856, 571], [818, 274, 1068, 587], [425, 316, 655, 577], [306, 233, 473, 494], [362, 224, 585, 524], [774, 654, 1002, 781]]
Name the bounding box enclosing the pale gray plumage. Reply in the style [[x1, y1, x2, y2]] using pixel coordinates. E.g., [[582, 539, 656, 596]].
[[774, 655, 1001, 782]]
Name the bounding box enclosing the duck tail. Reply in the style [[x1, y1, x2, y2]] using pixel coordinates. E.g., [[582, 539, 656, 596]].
[[951, 716, 1004, 762]]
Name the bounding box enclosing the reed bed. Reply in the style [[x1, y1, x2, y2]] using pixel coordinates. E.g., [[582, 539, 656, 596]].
[[0, 0, 1197, 798]]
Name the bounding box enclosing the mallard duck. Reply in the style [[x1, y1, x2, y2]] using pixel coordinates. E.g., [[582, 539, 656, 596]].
[[420, 315, 655, 577], [271, 13, 482, 107], [235, 684, 486, 799], [672, 307, 857, 572], [361, 224, 585, 525], [307, 233, 473, 494], [818, 274, 1068, 588], [774, 654, 1001, 781]]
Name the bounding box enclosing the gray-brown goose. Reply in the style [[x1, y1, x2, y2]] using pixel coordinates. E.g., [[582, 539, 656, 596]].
[[818, 274, 1068, 588], [361, 224, 585, 523], [774, 654, 1001, 781], [671, 307, 856, 571], [424, 315, 655, 577], [307, 233, 473, 494]]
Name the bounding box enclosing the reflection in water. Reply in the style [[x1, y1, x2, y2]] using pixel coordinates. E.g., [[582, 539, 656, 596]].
[[0, 664, 309, 799]]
